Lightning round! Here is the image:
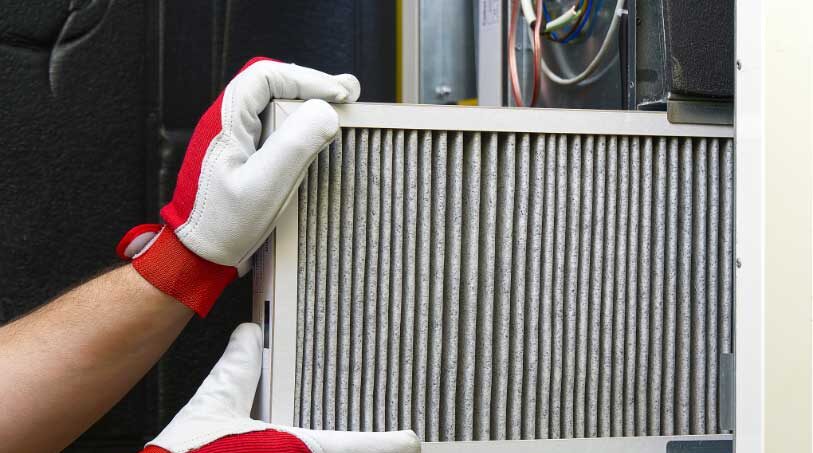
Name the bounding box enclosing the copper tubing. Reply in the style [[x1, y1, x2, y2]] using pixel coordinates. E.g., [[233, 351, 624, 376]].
[[509, 0, 543, 107], [508, 0, 524, 106]]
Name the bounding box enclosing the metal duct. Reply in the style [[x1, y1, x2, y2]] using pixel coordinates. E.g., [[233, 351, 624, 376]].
[[291, 127, 734, 442]]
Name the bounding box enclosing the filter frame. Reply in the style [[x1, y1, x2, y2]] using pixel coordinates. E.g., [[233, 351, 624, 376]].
[[252, 100, 735, 451]]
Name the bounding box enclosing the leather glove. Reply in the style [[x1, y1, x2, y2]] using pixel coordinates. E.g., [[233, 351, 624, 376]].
[[117, 57, 360, 316], [139, 323, 420, 453]]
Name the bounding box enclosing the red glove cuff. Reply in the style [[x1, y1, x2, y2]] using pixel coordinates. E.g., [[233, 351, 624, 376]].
[[140, 447, 169, 453], [121, 226, 237, 317], [139, 429, 311, 453]]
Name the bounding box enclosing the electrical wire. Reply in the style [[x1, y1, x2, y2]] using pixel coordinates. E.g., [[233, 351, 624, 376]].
[[512, 0, 623, 102], [546, 6, 580, 33], [521, 0, 537, 24], [543, 0, 587, 42], [559, 0, 593, 43], [581, 0, 607, 38], [523, 0, 578, 32], [538, 0, 625, 85]]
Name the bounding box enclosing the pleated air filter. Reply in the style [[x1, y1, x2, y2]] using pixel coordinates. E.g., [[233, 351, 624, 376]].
[[253, 101, 735, 451]]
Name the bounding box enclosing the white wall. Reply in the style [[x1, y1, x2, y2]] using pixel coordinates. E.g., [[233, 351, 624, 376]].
[[765, 0, 813, 450]]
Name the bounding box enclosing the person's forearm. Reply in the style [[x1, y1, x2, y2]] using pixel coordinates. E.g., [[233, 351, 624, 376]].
[[0, 265, 193, 453]]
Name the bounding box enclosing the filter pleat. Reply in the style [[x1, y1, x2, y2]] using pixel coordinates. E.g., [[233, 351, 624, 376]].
[[676, 138, 693, 435], [623, 137, 641, 437], [720, 140, 735, 433], [662, 138, 680, 436], [599, 136, 618, 438], [508, 133, 530, 440], [611, 137, 630, 437], [324, 134, 343, 430], [349, 129, 369, 431], [411, 129, 434, 439], [361, 130, 382, 431], [691, 138, 708, 434], [295, 175, 308, 426], [399, 130, 421, 430], [474, 133, 499, 440], [549, 134, 569, 439], [562, 134, 582, 439], [336, 130, 357, 430], [635, 137, 653, 436], [583, 135, 601, 439], [537, 134, 558, 439], [522, 134, 546, 439], [458, 132, 482, 441], [576, 134, 595, 440], [441, 130, 463, 441], [490, 133, 516, 439], [385, 130, 405, 431], [706, 139, 720, 434], [302, 161, 319, 428], [313, 147, 330, 428], [373, 130, 393, 432], [648, 137, 668, 435], [426, 130, 449, 441]]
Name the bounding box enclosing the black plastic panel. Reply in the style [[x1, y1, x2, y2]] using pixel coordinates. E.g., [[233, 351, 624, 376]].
[[663, 0, 734, 98], [0, 0, 395, 450]]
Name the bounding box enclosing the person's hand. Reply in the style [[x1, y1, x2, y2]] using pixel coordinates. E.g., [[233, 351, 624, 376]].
[[139, 324, 420, 453], [117, 57, 360, 316]]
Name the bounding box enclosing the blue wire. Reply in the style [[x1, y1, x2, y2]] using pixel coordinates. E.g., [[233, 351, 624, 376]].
[[560, 0, 593, 43], [582, 0, 606, 38], [542, 2, 557, 40]]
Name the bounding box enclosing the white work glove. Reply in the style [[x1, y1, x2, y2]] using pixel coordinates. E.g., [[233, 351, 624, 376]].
[[116, 57, 359, 316], [138, 324, 420, 453]]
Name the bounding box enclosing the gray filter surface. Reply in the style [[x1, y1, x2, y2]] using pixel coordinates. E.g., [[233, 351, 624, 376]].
[[293, 127, 734, 441]]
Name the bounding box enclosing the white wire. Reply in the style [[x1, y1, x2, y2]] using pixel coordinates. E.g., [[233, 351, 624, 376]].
[[521, 0, 537, 24], [546, 6, 579, 32], [521, 0, 579, 32], [539, 0, 626, 85]]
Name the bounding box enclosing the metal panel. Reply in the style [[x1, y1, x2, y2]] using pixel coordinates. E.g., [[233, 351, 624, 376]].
[[476, 0, 503, 106], [419, 0, 476, 104], [255, 101, 735, 446]]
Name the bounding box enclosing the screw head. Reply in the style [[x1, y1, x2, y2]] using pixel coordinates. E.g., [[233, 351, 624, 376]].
[[435, 85, 452, 98]]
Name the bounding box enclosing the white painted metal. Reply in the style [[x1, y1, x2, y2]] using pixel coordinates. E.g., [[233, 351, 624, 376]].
[[400, 0, 420, 103], [252, 186, 299, 426], [273, 100, 734, 138], [476, 0, 503, 106], [734, 0, 766, 452]]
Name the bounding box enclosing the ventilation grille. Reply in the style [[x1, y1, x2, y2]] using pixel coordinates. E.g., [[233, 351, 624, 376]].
[[293, 128, 734, 441]]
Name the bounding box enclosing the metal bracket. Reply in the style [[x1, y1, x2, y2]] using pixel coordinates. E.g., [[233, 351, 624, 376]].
[[719, 352, 735, 431], [667, 439, 733, 453], [667, 93, 734, 125]]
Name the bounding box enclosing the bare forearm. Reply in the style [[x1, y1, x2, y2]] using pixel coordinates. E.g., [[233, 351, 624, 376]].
[[0, 265, 193, 453]]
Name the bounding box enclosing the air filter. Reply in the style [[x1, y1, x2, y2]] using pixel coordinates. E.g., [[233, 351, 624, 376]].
[[253, 101, 735, 452]]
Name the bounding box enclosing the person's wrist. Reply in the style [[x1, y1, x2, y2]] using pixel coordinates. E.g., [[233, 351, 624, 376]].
[[120, 226, 237, 317]]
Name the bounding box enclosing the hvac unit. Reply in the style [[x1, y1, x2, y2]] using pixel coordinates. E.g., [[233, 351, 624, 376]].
[[253, 100, 735, 452]]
